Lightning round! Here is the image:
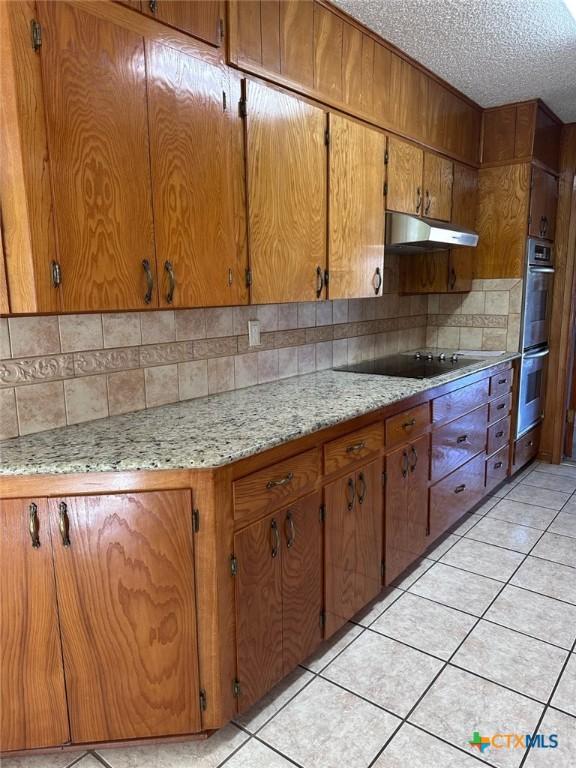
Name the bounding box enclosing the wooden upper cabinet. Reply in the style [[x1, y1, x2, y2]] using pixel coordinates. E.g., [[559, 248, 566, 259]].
[[245, 81, 327, 303], [280, 0, 314, 88], [386, 136, 424, 215], [37, 3, 157, 312], [145, 1, 223, 47], [0, 498, 69, 752], [529, 167, 558, 241], [314, 5, 343, 100], [328, 114, 385, 299], [48, 491, 201, 743], [423, 153, 453, 221], [146, 46, 247, 307]]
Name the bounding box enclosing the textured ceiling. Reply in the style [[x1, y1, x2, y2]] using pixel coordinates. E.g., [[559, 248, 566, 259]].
[[333, 0, 576, 122]]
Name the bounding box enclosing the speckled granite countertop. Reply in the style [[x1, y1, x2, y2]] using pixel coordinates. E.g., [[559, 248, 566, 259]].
[[0, 353, 518, 476]]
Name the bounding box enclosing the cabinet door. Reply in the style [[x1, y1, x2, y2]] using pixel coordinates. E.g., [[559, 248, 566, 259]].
[[354, 459, 384, 608], [246, 81, 327, 303], [0, 499, 69, 751], [234, 512, 283, 712], [324, 471, 359, 636], [452, 163, 478, 229], [147, 45, 247, 307], [447, 250, 473, 293], [544, 170, 558, 240], [281, 492, 322, 673], [386, 136, 423, 215], [529, 167, 558, 240], [423, 153, 453, 221], [328, 114, 385, 299], [280, 0, 314, 88], [406, 434, 430, 552], [38, 3, 157, 311], [48, 491, 200, 742], [146, 1, 222, 47]]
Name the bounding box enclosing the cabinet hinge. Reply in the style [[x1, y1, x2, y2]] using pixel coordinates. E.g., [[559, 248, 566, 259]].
[[384, 148, 389, 164], [319, 609, 326, 629], [149, 0, 158, 13], [31, 19, 42, 51], [527, 215, 532, 225], [567, 409, 575, 425], [199, 688, 207, 711], [222, 91, 227, 112], [192, 508, 200, 533], [383, 181, 388, 196], [230, 554, 238, 576], [324, 127, 330, 147], [382, 471, 387, 487], [219, 17, 225, 42], [381, 560, 385, 579], [324, 269, 329, 286], [232, 678, 241, 698], [319, 503, 326, 522], [245, 268, 252, 287], [239, 96, 247, 119]]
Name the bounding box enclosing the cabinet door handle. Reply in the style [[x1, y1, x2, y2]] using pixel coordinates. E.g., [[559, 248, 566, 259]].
[[456, 434, 469, 444], [424, 189, 431, 215], [454, 484, 466, 494], [266, 472, 293, 489], [498, 378, 507, 385], [316, 265, 324, 299], [149, 0, 158, 12], [346, 441, 366, 454], [415, 187, 422, 213], [496, 430, 504, 438], [142, 259, 154, 305], [346, 477, 355, 511], [271, 519, 280, 558], [356, 472, 367, 505], [401, 450, 409, 478], [494, 461, 503, 469], [374, 267, 382, 295], [58, 502, 71, 547], [449, 267, 456, 290], [164, 260, 175, 304], [496, 403, 506, 411], [410, 446, 418, 471], [29, 502, 40, 548], [402, 418, 416, 430], [285, 512, 295, 549]]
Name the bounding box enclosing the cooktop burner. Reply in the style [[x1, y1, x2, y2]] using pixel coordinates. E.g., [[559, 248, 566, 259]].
[[334, 352, 484, 380]]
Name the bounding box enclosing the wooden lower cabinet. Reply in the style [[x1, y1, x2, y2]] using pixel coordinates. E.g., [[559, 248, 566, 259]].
[[0, 498, 69, 752], [384, 434, 429, 585], [324, 459, 383, 636], [234, 492, 322, 712]]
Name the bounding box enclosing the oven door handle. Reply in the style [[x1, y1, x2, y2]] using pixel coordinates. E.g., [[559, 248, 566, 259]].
[[524, 348, 550, 360], [529, 266, 555, 274]]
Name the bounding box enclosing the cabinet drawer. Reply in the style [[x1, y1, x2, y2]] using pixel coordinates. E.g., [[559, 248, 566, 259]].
[[324, 423, 383, 475], [513, 424, 541, 472], [431, 405, 488, 482], [234, 449, 321, 527], [487, 416, 511, 455], [488, 393, 511, 424], [429, 453, 485, 542], [486, 445, 509, 492], [489, 367, 513, 398], [432, 378, 489, 424], [385, 403, 430, 449]]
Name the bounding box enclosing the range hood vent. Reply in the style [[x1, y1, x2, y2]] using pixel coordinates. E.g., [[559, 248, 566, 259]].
[[385, 212, 479, 255]]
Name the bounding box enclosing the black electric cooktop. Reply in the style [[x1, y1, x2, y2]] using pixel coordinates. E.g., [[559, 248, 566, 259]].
[[334, 352, 484, 380]]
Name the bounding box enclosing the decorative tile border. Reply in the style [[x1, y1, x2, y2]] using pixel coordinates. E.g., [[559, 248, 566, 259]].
[[0, 354, 74, 388]]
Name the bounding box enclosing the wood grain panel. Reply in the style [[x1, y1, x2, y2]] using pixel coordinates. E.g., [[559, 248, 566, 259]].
[[482, 106, 516, 164], [371, 43, 392, 126], [354, 459, 384, 608], [386, 136, 423, 215], [451, 163, 478, 229], [399, 252, 448, 295], [245, 81, 327, 303], [313, 5, 342, 100], [447, 251, 473, 293], [146, 1, 222, 47], [233, 448, 320, 527], [279, 0, 314, 88], [235, 0, 262, 65], [48, 491, 201, 742], [487, 416, 511, 456], [406, 434, 430, 554], [38, 2, 157, 311], [533, 105, 561, 171], [234, 511, 283, 712], [475, 163, 531, 279], [514, 102, 537, 159], [429, 452, 485, 542], [341, 22, 362, 111], [0, 498, 69, 751], [383, 443, 408, 584], [328, 114, 385, 299], [261, 0, 281, 72], [324, 422, 384, 475], [423, 152, 453, 221], [431, 405, 488, 481], [485, 444, 509, 492], [385, 403, 430, 448], [0, 222, 9, 314], [281, 492, 322, 672], [360, 34, 374, 115], [432, 378, 490, 424], [146, 42, 247, 307]]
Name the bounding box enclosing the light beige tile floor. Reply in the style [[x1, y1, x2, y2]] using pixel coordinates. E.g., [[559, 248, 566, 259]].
[[3, 460, 575, 768]]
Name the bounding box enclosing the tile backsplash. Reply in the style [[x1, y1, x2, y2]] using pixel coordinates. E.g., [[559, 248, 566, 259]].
[[0, 265, 521, 440]]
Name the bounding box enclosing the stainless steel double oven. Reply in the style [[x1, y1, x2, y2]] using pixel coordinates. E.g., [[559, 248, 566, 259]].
[[517, 239, 555, 437]]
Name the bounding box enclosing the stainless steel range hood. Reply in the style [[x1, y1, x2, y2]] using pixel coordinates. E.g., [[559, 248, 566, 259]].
[[385, 212, 479, 254]]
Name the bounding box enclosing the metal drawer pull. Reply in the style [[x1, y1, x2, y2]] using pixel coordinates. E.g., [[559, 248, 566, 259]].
[[164, 261, 175, 304], [149, 0, 158, 12], [401, 450, 409, 479], [29, 502, 40, 548], [271, 519, 280, 558], [527, 440, 534, 447], [316, 266, 324, 299], [402, 418, 416, 430], [498, 378, 507, 384], [496, 403, 506, 410], [346, 441, 366, 454], [346, 477, 355, 511], [454, 484, 466, 494], [496, 430, 504, 438], [266, 472, 294, 489], [410, 446, 418, 471], [456, 434, 469, 444], [494, 461, 503, 469], [374, 267, 382, 295], [285, 512, 295, 549], [58, 502, 71, 547], [142, 259, 154, 304], [356, 472, 367, 505]]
